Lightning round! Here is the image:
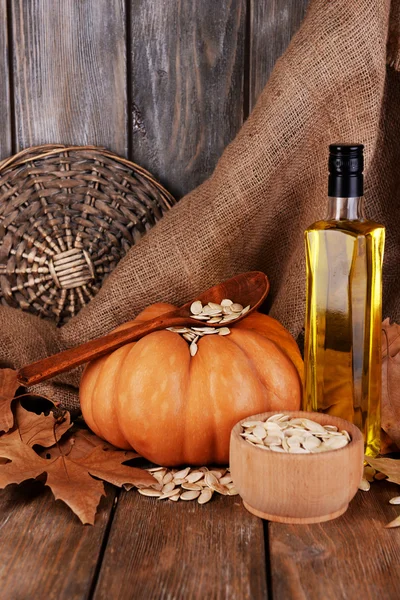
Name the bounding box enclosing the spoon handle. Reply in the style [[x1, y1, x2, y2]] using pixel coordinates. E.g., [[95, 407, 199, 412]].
[[17, 312, 184, 387]]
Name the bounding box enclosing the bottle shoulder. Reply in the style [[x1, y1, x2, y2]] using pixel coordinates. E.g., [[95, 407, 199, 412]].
[[305, 219, 385, 236]]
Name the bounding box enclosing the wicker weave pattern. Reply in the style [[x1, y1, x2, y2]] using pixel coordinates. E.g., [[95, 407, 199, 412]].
[[0, 144, 176, 325]]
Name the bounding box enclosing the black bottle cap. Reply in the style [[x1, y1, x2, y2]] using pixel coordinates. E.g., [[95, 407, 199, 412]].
[[328, 143, 364, 198]]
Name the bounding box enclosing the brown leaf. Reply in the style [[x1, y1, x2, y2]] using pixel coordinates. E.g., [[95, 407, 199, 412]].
[[365, 456, 400, 486], [73, 446, 150, 489], [8, 403, 72, 448], [0, 420, 155, 524], [0, 369, 19, 432], [46, 456, 105, 525], [381, 320, 400, 450], [40, 428, 139, 461]]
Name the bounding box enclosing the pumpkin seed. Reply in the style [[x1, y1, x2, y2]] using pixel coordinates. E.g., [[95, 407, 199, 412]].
[[139, 488, 162, 497], [243, 420, 264, 428], [190, 341, 198, 356], [174, 467, 191, 480], [190, 301, 203, 315], [221, 299, 233, 307], [252, 425, 267, 440], [267, 413, 285, 422], [231, 303, 243, 313], [162, 472, 173, 485], [358, 478, 370, 491], [162, 481, 176, 493], [181, 483, 202, 491], [159, 489, 182, 500], [208, 302, 223, 310], [198, 489, 213, 504], [270, 445, 286, 452], [389, 496, 400, 505], [173, 477, 187, 485], [205, 472, 219, 487], [221, 314, 238, 323], [181, 490, 201, 501], [219, 475, 232, 485], [209, 470, 224, 479], [303, 436, 321, 451], [209, 481, 228, 495], [186, 471, 204, 483], [218, 327, 231, 336], [301, 419, 327, 434]]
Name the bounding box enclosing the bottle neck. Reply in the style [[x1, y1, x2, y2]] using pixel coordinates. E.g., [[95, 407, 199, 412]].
[[325, 196, 365, 221]]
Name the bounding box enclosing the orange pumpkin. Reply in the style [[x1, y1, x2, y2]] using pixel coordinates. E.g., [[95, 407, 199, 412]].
[[80, 303, 303, 466]]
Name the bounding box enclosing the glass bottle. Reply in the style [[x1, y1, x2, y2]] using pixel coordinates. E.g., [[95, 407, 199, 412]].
[[303, 144, 385, 457]]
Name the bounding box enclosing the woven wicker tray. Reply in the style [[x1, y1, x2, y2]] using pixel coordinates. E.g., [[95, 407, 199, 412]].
[[0, 144, 176, 325]]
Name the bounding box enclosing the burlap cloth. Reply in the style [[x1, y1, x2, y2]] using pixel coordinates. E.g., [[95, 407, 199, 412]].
[[1, 0, 400, 411]]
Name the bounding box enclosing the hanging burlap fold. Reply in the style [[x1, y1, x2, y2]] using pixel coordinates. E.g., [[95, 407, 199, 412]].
[[1, 0, 399, 411]]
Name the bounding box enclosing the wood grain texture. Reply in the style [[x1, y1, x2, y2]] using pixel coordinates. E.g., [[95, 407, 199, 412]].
[[250, 0, 309, 110], [93, 492, 268, 599], [0, 0, 12, 159], [11, 0, 127, 156], [128, 0, 246, 198], [0, 481, 116, 600], [269, 479, 400, 600]]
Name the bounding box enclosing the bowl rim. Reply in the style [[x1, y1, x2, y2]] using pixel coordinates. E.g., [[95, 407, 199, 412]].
[[231, 410, 364, 458]]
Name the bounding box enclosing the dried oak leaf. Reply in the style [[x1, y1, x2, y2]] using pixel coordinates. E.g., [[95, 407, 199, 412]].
[[365, 456, 400, 486], [365, 456, 400, 528], [381, 319, 400, 450], [0, 369, 19, 433], [0, 423, 155, 525]]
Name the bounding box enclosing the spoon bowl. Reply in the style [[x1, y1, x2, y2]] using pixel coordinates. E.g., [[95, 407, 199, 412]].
[[178, 270, 269, 326], [17, 271, 269, 387]]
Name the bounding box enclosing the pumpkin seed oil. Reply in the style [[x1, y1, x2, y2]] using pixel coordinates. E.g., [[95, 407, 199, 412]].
[[303, 144, 385, 457]]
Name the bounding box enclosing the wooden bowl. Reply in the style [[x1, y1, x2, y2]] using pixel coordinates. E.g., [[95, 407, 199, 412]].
[[230, 411, 364, 524]]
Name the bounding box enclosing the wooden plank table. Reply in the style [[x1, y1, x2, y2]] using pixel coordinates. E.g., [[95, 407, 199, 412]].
[[0, 477, 399, 599]]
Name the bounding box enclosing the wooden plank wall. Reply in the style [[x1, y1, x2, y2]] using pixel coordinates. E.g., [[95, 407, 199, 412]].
[[0, 0, 308, 199]]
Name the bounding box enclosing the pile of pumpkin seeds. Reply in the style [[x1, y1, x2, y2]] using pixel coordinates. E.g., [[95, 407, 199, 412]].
[[138, 466, 238, 503], [167, 298, 250, 356], [241, 413, 351, 453]]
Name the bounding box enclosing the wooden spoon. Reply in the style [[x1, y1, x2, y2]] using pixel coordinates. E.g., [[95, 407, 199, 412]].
[[17, 271, 269, 387]]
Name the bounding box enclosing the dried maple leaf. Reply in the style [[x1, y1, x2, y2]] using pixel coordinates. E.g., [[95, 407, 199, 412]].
[[6, 402, 72, 447], [381, 319, 400, 450], [0, 369, 19, 432], [0, 422, 155, 525]]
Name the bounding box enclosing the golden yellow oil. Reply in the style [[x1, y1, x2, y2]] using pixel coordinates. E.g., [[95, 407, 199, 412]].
[[303, 219, 385, 457]]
